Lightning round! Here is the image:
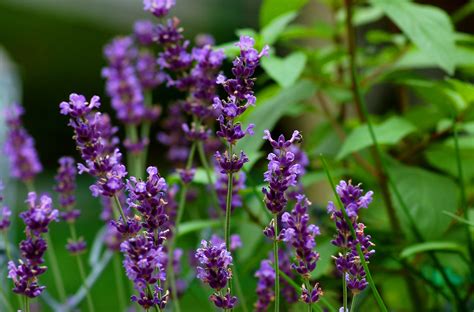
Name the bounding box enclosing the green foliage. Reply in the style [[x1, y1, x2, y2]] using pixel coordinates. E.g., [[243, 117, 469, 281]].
[[261, 52, 307, 87], [400, 241, 466, 259], [259, 0, 308, 27]]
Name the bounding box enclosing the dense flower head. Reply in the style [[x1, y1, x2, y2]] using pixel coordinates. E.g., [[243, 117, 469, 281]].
[[60, 93, 127, 197], [328, 180, 375, 293], [21, 193, 58, 235], [4, 103, 43, 182], [195, 240, 237, 309], [262, 130, 302, 214], [134, 20, 154, 45], [126, 166, 169, 231], [54, 156, 77, 208], [214, 150, 249, 174], [254, 259, 275, 311], [301, 283, 323, 304], [215, 169, 245, 212], [280, 195, 320, 278], [143, 0, 175, 18], [66, 238, 87, 255], [121, 233, 169, 309], [0, 182, 11, 231], [8, 261, 46, 298]]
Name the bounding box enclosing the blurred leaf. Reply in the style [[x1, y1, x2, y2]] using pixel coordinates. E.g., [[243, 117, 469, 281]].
[[310, 238, 337, 279], [177, 220, 221, 237], [370, 0, 457, 74], [261, 52, 307, 88], [353, 6, 384, 25], [281, 22, 334, 41], [425, 135, 474, 182], [261, 11, 297, 45], [215, 41, 240, 58], [445, 78, 474, 105], [337, 116, 415, 159], [366, 30, 406, 46], [400, 241, 465, 259], [388, 162, 459, 240], [395, 45, 474, 70], [237, 80, 316, 164], [301, 169, 347, 188], [443, 211, 474, 227], [260, 0, 308, 27]]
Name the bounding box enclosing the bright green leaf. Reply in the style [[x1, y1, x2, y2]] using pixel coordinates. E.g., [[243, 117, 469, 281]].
[[260, 0, 308, 27], [261, 11, 297, 45], [400, 241, 465, 259], [443, 211, 474, 227], [388, 162, 459, 240], [261, 52, 307, 88], [371, 0, 457, 74], [337, 116, 415, 159], [177, 220, 221, 237], [236, 80, 316, 165]]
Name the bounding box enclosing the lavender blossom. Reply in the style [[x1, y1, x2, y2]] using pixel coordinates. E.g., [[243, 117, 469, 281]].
[[213, 36, 268, 175], [143, 0, 175, 18], [0, 182, 11, 231], [134, 20, 154, 46], [254, 260, 275, 311], [328, 181, 375, 293], [54, 156, 77, 210], [262, 130, 302, 215], [60, 93, 127, 198], [8, 193, 58, 298], [195, 240, 237, 309], [4, 103, 42, 182]]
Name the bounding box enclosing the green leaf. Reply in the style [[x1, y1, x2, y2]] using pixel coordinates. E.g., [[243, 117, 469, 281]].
[[443, 211, 474, 227], [236, 80, 316, 164], [388, 162, 459, 240], [260, 0, 308, 27], [261, 52, 307, 88], [425, 135, 474, 182], [261, 11, 297, 45], [337, 116, 415, 159], [400, 241, 465, 259], [370, 0, 457, 74], [177, 220, 221, 237], [395, 45, 474, 71]]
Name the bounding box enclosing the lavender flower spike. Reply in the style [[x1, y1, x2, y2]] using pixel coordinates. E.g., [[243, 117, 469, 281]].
[[0, 181, 11, 231], [195, 240, 237, 309], [4, 103, 43, 183], [328, 180, 375, 293], [143, 0, 175, 17]]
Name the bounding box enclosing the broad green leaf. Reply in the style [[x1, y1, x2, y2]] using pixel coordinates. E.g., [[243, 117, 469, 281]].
[[425, 136, 474, 182], [177, 220, 221, 237], [281, 22, 334, 41], [400, 241, 465, 259], [371, 0, 457, 74], [337, 116, 415, 159], [388, 162, 459, 240], [236, 80, 316, 164], [261, 52, 307, 88], [446, 78, 474, 105], [395, 46, 474, 70], [260, 0, 308, 27], [311, 239, 337, 279], [261, 11, 297, 45]]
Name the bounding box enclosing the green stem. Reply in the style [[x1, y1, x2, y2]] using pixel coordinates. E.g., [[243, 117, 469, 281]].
[[113, 194, 127, 222], [140, 91, 153, 171], [68, 223, 95, 311], [113, 253, 127, 311], [125, 124, 142, 178], [44, 232, 67, 302], [273, 215, 280, 312], [350, 294, 357, 312], [224, 144, 234, 250], [167, 142, 197, 312], [453, 120, 474, 265], [24, 296, 30, 312], [342, 274, 348, 312], [196, 141, 220, 212], [232, 264, 248, 312], [321, 157, 388, 312]]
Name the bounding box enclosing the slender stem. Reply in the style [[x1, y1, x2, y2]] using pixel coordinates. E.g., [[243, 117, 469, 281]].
[[67, 223, 95, 311], [125, 125, 142, 178], [321, 157, 388, 312], [44, 232, 67, 302], [224, 144, 234, 250], [113, 253, 127, 311], [24, 296, 30, 312], [232, 264, 248, 312], [273, 215, 280, 312], [453, 120, 474, 265], [140, 91, 153, 171], [113, 194, 127, 222], [167, 142, 197, 312], [350, 294, 357, 312], [0, 285, 13, 312], [196, 141, 220, 211], [342, 274, 348, 312]]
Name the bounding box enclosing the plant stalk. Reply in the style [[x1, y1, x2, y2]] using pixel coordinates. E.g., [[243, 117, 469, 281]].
[[45, 231, 67, 303], [113, 253, 127, 311], [273, 214, 280, 312]]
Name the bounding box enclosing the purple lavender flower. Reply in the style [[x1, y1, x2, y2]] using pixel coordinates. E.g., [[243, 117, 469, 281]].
[[177, 168, 196, 184], [195, 240, 237, 309], [328, 181, 375, 293], [143, 0, 175, 18], [8, 193, 57, 298], [215, 169, 245, 212], [254, 259, 275, 311], [157, 104, 190, 165], [4, 103, 42, 182], [210, 234, 242, 251], [66, 238, 87, 255], [121, 233, 169, 310], [262, 130, 302, 214], [134, 20, 154, 46], [54, 156, 77, 209], [0, 182, 11, 231], [195, 34, 215, 47], [60, 93, 127, 198]]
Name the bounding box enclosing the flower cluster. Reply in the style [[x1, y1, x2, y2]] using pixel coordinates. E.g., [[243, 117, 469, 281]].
[[0, 181, 11, 231], [54, 156, 87, 255], [60, 93, 127, 198], [213, 36, 268, 174], [262, 130, 302, 216], [281, 195, 322, 303], [195, 240, 237, 309], [328, 181, 375, 293], [4, 103, 42, 183], [8, 193, 58, 297], [121, 233, 169, 309]]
